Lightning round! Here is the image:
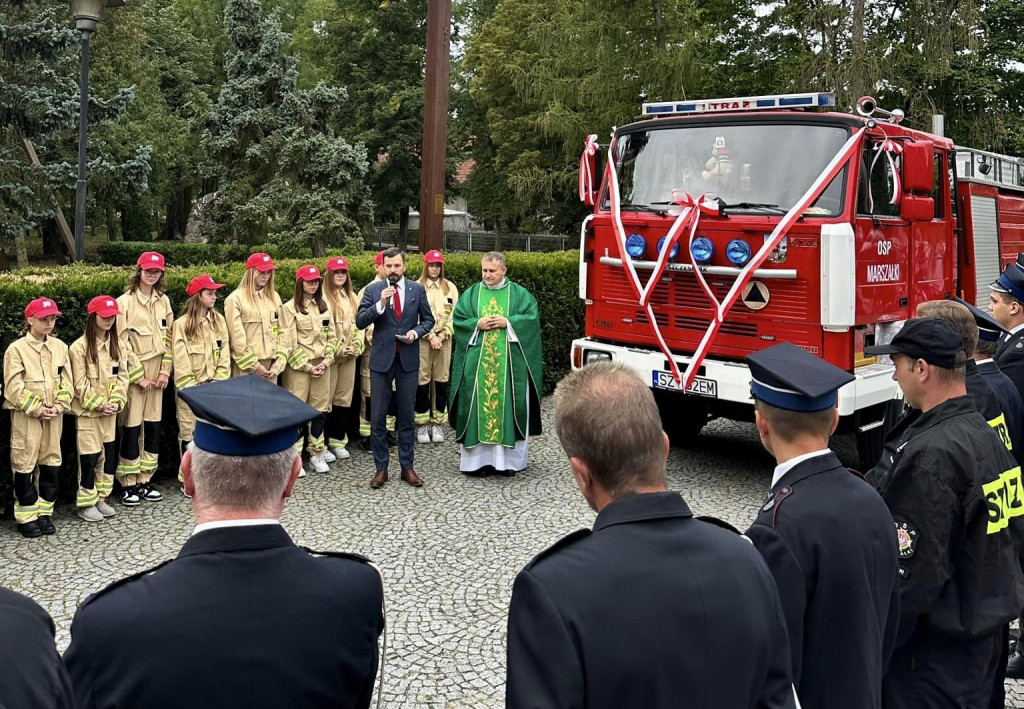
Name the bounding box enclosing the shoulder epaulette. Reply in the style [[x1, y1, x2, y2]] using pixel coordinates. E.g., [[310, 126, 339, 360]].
[[695, 515, 740, 534], [525, 529, 591, 568], [78, 558, 175, 610], [754, 485, 795, 529], [301, 547, 374, 565]]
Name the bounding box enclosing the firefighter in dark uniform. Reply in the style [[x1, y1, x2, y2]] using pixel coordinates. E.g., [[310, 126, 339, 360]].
[[955, 296, 1024, 466], [989, 262, 1024, 395], [506, 362, 798, 709], [744, 342, 899, 709], [0, 585, 75, 708], [918, 299, 1017, 462], [865, 319, 1024, 709], [63, 376, 385, 709]]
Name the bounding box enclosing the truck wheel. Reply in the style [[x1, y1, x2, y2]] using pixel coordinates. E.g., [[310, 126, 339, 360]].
[[855, 398, 904, 472], [654, 390, 711, 447]]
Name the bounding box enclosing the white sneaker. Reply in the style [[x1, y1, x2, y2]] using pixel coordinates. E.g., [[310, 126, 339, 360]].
[[330, 446, 350, 460], [95, 500, 117, 517], [322, 449, 337, 463], [298, 466, 307, 478], [311, 454, 330, 473], [77, 506, 105, 522], [430, 424, 445, 443], [417, 426, 431, 444]]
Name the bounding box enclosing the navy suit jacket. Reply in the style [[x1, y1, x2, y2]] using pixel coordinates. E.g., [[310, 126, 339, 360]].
[[356, 278, 434, 373], [64, 524, 383, 709]]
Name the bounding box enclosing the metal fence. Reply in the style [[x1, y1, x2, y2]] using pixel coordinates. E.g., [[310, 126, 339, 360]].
[[366, 228, 574, 253]]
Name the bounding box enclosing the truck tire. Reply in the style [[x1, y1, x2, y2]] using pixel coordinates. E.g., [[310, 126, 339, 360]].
[[855, 398, 904, 472], [654, 390, 712, 447]]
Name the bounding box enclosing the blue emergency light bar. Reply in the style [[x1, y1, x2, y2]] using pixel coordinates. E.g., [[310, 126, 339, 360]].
[[641, 92, 836, 118]]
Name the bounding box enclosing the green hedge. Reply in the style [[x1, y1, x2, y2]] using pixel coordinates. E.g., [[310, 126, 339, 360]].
[[0, 251, 583, 518], [94, 242, 282, 267]]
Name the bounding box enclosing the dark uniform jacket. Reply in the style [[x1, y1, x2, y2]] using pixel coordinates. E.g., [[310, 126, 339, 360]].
[[967, 359, 1018, 463], [979, 358, 1024, 466], [746, 451, 899, 709], [506, 492, 797, 709], [64, 524, 383, 709], [866, 396, 1024, 647], [995, 328, 1024, 396], [0, 586, 74, 709]]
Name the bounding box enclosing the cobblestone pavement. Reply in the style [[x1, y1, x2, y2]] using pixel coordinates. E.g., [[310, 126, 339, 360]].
[[2, 399, 1023, 707]]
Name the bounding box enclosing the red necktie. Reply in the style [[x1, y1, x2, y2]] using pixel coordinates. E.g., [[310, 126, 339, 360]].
[[393, 286, 402, 321]]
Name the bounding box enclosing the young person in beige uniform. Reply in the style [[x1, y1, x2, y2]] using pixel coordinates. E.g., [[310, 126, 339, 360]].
[[3, 298, 74, 538], [223, 253, 287, 380], [281, 265, 340, 474], [415, 249, 459, 444], [116, 251, 174, 506], [172, 275, 231, 492], [356, 251, 389, 447], [323, 257, 364, 462], [69, 296, 128, 522]]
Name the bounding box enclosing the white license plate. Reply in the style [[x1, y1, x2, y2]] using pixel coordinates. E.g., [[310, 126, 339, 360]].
[[652, 371, 718, 397]]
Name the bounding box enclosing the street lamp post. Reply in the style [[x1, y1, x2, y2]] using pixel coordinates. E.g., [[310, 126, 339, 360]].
[[69, 0, 122, 262]]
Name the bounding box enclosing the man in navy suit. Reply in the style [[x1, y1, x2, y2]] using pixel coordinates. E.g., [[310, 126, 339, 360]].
[[357, 247, 435, 488], [63, 375, 384, 709]]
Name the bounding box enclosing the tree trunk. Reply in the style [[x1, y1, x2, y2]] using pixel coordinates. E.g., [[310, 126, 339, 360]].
[[651, 0, 665, 52], [161, 185, 192, 241], [107, 207, 121, 242], [849, 0, 867, 105], [398, 206, 410, 249], [14, 230, 28, 269]]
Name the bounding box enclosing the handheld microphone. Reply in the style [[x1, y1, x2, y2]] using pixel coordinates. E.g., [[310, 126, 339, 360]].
[[385, 274, 400, 305]]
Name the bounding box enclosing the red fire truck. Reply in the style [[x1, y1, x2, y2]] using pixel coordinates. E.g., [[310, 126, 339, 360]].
[[571, 91, 1024, 469]]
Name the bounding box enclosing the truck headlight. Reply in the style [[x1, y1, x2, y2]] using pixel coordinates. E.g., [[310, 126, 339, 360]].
[[584, 350, 613, 364]]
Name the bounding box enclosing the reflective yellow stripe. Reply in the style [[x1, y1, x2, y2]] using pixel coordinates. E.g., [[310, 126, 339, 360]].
[[116, 463, 141, 476], [96, 480, 114, 495], [414, 411, 430, 425], [19, 392, 40, 412], [36, 499, 54, 515], [984, 466, 1024, 534], [128, 366, 144, 383], [237, 352, 257, 369], [109, 394, 126, 407], [358, 421, 371, 436], [84, 393, 104, 411], [77, 491, 99, 507], [140, 459, 159, 472], [176, 375, 196, 388]]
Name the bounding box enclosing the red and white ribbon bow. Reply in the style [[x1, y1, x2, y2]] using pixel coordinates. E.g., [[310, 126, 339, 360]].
[[578, 134, 599, 206], [868, 137, 904, 211]]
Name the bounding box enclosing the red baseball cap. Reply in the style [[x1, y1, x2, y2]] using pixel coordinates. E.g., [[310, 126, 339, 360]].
[[87, 296, 120, 318], [187, 274, 227, 298], [25, 298, 61, 319], [424, 249, 445, 264], [137, 251, 166, 271], [295, 265, 322, 281], [326, 257, 349, 272], [246, 253, 276, 271], [374, 251, 385, 267]]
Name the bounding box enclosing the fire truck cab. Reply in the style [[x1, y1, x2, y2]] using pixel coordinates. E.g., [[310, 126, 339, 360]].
[[571, 91, 1024, 470]]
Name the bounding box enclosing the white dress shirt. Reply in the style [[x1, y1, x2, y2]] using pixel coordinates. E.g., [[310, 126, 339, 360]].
[[770, 449, 831, 489], [192, 518, 281, 536], [374, 277, 417, 339]]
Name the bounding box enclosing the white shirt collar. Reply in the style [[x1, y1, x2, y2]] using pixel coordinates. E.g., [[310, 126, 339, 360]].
[[1011, 323, 1024, 336], [484, 277, 507, 290], [976, 357, 994, 365], [192, 518, 280, 536], [771, 449, 831, 489]]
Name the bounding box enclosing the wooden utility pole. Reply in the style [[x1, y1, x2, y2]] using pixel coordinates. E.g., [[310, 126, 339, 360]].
[[418, 0, 452, 254]]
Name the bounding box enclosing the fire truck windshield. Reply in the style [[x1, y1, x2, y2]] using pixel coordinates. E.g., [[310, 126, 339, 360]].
[[609, 123, 851, 216]]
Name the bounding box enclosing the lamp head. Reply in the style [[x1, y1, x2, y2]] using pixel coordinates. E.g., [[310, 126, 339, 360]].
[[69, 0, 124, 33]]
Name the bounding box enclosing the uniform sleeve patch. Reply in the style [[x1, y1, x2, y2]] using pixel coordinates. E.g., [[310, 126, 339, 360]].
[[895, 518, 919, 559]]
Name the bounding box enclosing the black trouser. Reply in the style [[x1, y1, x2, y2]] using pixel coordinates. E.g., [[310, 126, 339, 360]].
[[415, 381, 449, 421], [884, 630, 1002, 709]]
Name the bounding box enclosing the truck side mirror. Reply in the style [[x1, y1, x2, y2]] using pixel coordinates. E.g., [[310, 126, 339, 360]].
[[900, 195, 935, 222], [902, 140, 934, 194]]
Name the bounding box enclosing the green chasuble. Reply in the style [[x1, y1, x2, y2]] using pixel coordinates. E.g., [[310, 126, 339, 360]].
[[449, 280, 543, 448]]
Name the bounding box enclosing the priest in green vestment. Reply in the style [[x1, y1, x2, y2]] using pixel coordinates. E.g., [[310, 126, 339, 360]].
[[449, 252, 543, 474]]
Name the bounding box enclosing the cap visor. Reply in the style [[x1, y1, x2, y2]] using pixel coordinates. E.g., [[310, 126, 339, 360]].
[[863, 344, 898, 356], [95, 307, 119, 317]]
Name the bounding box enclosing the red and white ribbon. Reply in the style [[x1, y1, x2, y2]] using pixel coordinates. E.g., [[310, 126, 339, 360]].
[[678, 126, 867, 390], [578, 134, 599, 206], [867, 136, 903, 211], [602, 126, 867, 388]]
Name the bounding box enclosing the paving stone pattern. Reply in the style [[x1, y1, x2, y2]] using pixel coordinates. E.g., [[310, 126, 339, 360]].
[[2, 399, 1022, 707]]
